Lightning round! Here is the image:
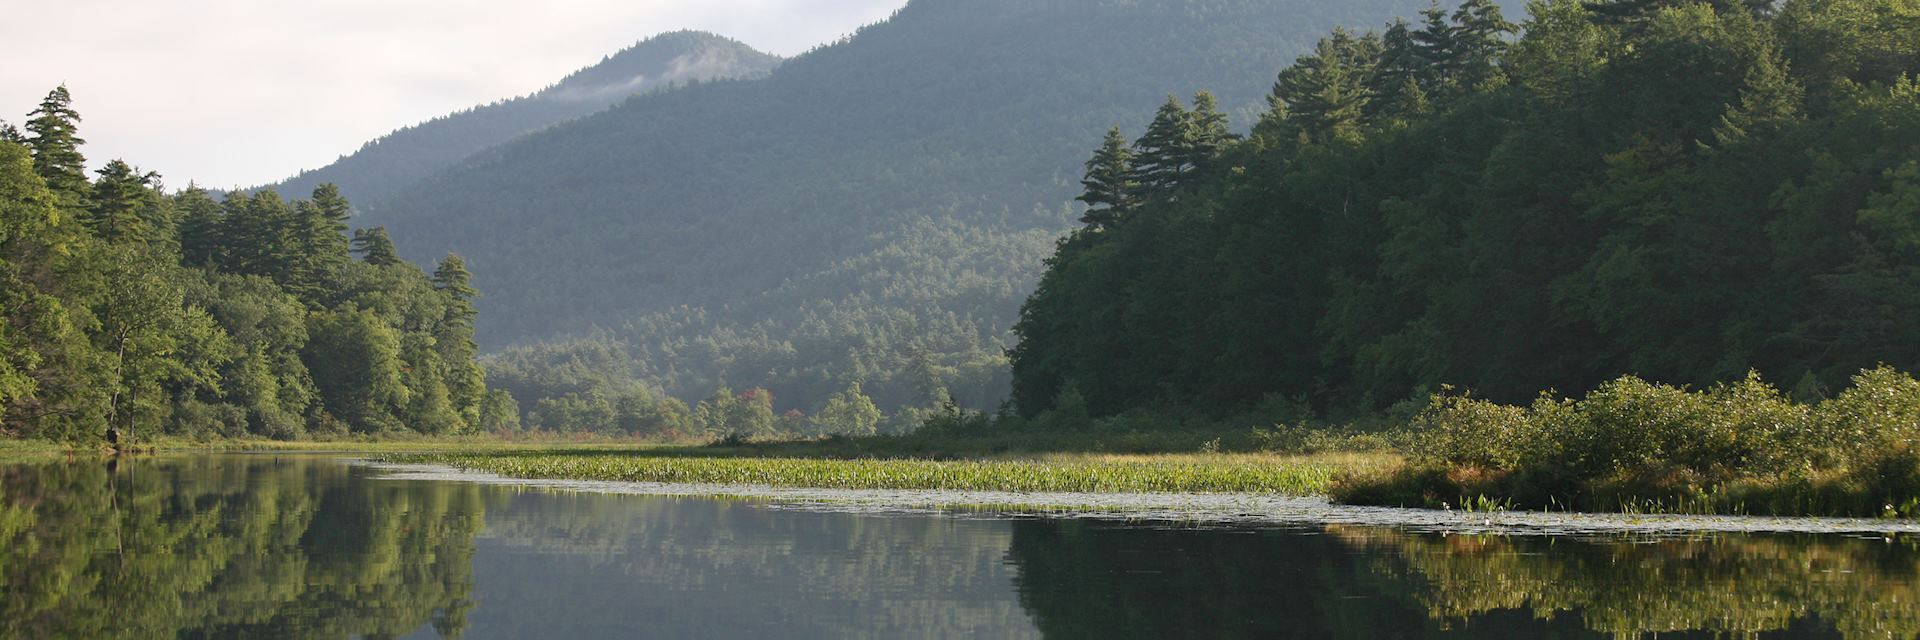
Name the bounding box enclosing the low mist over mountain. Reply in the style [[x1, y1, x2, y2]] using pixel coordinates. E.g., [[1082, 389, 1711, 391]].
[[272, 31, 779, 206], [364, 0, 1446, 413]]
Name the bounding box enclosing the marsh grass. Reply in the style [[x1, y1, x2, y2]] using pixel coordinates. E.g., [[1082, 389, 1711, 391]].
[[382, 450, 1399, 496]]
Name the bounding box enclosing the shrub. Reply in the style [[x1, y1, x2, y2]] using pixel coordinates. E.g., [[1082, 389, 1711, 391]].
[[1337, 367, 1920, 517]]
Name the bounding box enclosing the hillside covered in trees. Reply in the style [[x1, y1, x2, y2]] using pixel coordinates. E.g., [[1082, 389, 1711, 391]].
[[0, 88, 512, 443], [272, 31, 779, 206], [1012, 0, 1920, 418], [359, 0, 1452, 425]]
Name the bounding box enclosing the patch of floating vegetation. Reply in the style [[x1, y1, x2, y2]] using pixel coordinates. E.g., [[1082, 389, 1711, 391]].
[[377, 451, 1394, 495], [364, 461, 1920, 536]]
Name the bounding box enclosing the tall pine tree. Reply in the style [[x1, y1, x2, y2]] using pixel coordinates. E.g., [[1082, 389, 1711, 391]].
[[352, 227, 402, 266], [87, 160, 160, 244], [1076, 127, 1137, 229], [1131, 96, 1196, 198], [23, 86, 89, 210]]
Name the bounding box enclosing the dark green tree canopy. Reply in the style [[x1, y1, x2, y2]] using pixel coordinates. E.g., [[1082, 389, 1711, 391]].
[[0, 87, 498, 443], [1076, 127, 1138, 229], [352, 227, 402, 267], [1013, 0, 1920, 419]]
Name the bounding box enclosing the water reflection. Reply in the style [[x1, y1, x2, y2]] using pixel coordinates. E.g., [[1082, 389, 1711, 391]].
[[5, 455, 1920, 639], [0, 456, 488, 639], [1006, 520, 1920, 639], [1333, 526, 1920, 638], [459, 495, 1034, 637]]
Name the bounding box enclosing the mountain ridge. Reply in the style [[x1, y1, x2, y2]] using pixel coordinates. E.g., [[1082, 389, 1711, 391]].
[[270, 30, 780, 206], [363, 0, 1465, 414]]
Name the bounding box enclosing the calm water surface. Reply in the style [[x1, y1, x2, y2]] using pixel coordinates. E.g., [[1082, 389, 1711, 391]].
[[2, 454, 1917, 639]]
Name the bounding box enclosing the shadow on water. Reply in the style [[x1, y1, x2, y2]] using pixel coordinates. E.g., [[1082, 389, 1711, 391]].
[[6, 455, 1920, 638], [1007, 520, 1920, 639]]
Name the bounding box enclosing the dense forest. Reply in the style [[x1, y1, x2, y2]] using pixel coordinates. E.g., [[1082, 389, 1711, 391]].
[[0, 88, 512, 443], [1013, 0, 1920, 418], [272, 31, 779, 207], [340, 0, 1454, 427]]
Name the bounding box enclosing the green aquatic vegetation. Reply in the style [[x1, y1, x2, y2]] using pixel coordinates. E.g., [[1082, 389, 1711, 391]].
[[383, 451, 1399, 496], [1335, 367, 1920, 517]]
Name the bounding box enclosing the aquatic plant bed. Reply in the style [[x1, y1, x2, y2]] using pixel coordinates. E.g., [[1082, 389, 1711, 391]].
[[365, 460, 1920, 535], [375, 451, 1397, 496]]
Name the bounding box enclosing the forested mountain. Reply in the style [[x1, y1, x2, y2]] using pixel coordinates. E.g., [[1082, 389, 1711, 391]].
[[271, 31, 779, 206], [0, 88, 513, 443], [368, 0, 1450, 424], [1012, 0, 1920, 418]]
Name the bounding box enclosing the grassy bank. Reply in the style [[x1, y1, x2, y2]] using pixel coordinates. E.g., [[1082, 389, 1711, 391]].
[[1333, 368, 1920, 518], [382, 450, 1398, 495], [0, 435, 661, 459]]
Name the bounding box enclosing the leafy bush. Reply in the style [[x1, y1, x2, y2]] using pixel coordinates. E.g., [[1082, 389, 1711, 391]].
[[1339, 367, 1920, 516]]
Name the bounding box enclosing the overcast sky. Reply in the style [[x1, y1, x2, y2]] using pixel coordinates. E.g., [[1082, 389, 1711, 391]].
[[1, 0, 908, 189]]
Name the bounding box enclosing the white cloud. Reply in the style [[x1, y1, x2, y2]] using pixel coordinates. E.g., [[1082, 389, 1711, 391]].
[[0, 0, 906, 189]]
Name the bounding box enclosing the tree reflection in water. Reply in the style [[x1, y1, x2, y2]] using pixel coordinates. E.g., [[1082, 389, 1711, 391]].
[[1008, 519, 1920, 639], [8, 456, 1919, 639], [0, 456, 490, 639]]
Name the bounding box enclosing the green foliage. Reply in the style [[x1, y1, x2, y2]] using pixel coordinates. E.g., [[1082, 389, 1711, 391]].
[[389, 449, 1389, 496], [0, 89, 498, 443], [0, 457, 487, 638], [814, 382, 883, 436], [333, 0, 1440, 423], [1014, 0, 1920, 421], [1340, 367, 1920, 516], [22, 86, 88, 210], [694, 387, 778, 439]]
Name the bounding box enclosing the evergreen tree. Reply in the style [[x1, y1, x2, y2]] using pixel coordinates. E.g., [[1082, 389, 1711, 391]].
[[1131, 96, 1196, 198], [1076, 127, 1137, 229], [0, 121, 20, 144], [1451, 0, 1516, 89], [306, 183, 353, 254], [1412, 1, 1460, 90], [87, 160, 160, 244], [1711, 47, 1803, 146], [433, 253, 485, 419], [1584, 0, 1774, 25], [433, 253, 478, 306], [1370, 18, 1432, 125], [175, 186, 225, 267], [22, 86, 89, 209], [1270, 30, 1378, 145], [283, 184, 353, 300], [1183, 91, 1236, 175], [352, 226, 402, 266]]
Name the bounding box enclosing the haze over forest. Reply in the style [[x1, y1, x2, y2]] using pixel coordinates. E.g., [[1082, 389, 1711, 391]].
[[299, 0, 1462, 425]]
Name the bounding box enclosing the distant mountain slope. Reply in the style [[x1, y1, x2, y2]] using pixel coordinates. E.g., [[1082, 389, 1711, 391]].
[[272, 31, 779, 205], [377, 0, 1451, 412]]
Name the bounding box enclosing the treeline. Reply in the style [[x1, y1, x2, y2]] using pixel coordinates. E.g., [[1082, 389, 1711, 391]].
[[1013, 0, 1920, 418], [353, 0, 1438, 427], [0, 87, 514, 443], [484, 340, 899, 438]]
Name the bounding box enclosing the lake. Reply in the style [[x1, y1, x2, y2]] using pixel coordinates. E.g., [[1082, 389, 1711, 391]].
[[2, 454, 1916, 639]]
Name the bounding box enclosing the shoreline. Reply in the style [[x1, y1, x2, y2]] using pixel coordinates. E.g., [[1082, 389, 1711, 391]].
[[362, 460, 1920, 536]]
